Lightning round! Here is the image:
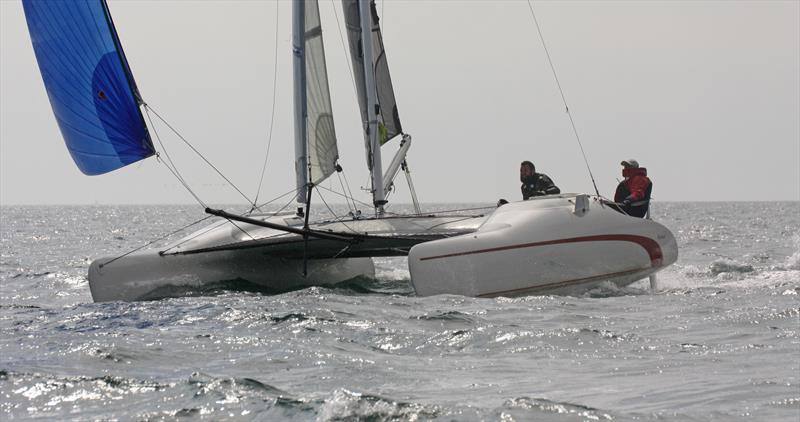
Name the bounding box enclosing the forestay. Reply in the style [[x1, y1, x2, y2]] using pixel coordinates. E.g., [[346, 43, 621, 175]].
[[22, 0, 154, 176]]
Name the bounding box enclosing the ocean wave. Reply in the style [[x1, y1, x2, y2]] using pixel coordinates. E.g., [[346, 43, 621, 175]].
[[581, 281, 651, 298], [709, 260, 755, 275], [656, 261, 799, 294], [503, 397, 614, 420], [187, 372, 291, 399], [783, 248, 800, 271], [317, 388, 438, 421], [413, 310, 476, 324], [0, 370, 172, 419]]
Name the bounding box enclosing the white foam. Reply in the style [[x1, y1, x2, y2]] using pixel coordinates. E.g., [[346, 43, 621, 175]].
[[784, 235, 800, 270], [372, 257, 410, 281], [709, 260, 754, 275]]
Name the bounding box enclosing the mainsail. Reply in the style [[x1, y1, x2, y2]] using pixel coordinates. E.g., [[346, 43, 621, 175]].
[[294, 0, 340, 196], [22, 0, 154, 176], [342, 0, 403, 149]]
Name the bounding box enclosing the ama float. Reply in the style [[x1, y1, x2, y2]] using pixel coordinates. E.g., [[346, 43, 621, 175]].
[[22, 0, 677, 302]]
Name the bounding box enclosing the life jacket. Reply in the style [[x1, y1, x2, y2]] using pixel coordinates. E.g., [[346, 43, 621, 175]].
[[521, 173, 560, 200], [614, 167, 652, 218]]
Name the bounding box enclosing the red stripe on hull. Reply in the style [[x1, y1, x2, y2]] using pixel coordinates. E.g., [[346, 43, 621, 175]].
[[418, 234, 664, 267]]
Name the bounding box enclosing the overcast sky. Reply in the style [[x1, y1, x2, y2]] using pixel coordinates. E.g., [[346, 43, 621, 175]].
[[1, 0, 798, 206]]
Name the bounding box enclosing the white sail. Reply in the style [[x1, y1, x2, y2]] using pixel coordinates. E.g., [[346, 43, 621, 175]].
[[294, 0, 339, 201], [342, 0, 403, 146]]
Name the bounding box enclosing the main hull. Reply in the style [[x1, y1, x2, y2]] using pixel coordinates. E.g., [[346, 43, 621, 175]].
[[408, 195, 678, 297]]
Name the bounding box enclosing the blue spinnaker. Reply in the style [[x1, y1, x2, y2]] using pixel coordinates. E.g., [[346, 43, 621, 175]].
[[22, 0, 154, 175]]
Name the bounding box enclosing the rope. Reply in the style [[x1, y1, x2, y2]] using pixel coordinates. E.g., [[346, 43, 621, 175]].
[[336, 171, 357, 214], [103, 100, 276, 266], [104, 189, 306, 265], [270, 190, 302, 217], [159, 217, 224, 255], [145, 109, 257, 244], [316, 186, 495, 218], [144, 104, 256, 206], [317, 184, 374, 209], [224, 218, 256, 242], [250, 187, 300, 215], [144, 107, 207, 208], [99, 214, 213, 268], [395, 204, 494, 215], [314, 188, 361, 235], [340, 169, 359, 211], [332, 0, 358, 96], [253, 0, 281, 207], [525, 0, 600, 197]]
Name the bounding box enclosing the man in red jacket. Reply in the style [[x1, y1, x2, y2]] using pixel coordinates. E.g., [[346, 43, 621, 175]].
[[614, 159, 652, 218]]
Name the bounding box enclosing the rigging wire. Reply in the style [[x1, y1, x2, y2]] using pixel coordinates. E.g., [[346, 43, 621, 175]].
[[332, 0, 359, 97], [336, 171, 356, 214], [144, 106, 207, 208], [253, 0, 281, 208], [146, 110, 254, 242], [317, 184, 374, 209], [144, 104, 256, 206], [160, 188, 299, 254], [144, 106, 257, 242], [525, 0, 600, 197], [340, 170, 359, 211], [251, 186, 302, 215], [336, 166, 360, 213], [159, 212, 257, 255], [270, 188, 304, 217], [162, 191, 307, 255], [395, 204, 494, 215], [98, 215, 215, 268], [314, 189, 361, 235]]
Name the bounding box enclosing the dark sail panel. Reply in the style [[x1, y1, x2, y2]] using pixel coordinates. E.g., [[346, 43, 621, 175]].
[[342, 0, 402, 146], [22, 0, 154, 175]]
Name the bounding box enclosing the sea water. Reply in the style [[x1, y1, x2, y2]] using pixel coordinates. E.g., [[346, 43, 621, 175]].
[[1, 202, 798, 421]]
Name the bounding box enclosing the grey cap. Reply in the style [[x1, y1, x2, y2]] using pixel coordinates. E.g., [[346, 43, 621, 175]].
[[620, 159, 639, 168]]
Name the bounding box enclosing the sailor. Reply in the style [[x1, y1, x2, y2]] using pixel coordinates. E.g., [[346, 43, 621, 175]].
[[614, 159, 652, 218], [520, 161, 560, 200]]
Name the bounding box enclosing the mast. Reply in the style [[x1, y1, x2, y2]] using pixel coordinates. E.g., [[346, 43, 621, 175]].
[[359, 0, 386, 212], [293, 0, 309, 203]]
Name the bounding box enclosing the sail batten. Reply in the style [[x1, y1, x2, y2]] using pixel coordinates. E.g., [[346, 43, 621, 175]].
[[23, 0, 154, 176]]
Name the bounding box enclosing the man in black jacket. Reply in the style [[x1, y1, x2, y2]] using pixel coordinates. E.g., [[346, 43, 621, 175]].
[[520, 161, 560, 200]]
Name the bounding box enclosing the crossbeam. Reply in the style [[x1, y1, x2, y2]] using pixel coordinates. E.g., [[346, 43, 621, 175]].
[[204, 208, 357, 243]]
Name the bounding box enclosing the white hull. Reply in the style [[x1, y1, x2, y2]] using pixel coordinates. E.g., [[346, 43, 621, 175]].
[[408, 195, 678, 297], [88, 213, 485, 302], [89, 250, 376, 302]]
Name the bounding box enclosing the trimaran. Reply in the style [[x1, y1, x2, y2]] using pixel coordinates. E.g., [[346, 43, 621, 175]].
[[22, 0, 678, 302]]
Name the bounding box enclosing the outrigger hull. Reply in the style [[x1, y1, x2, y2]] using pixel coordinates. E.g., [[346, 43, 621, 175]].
[[89, 250, 376, 302], [408, 195, 678, 297], [88, 213, 486, 302]]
